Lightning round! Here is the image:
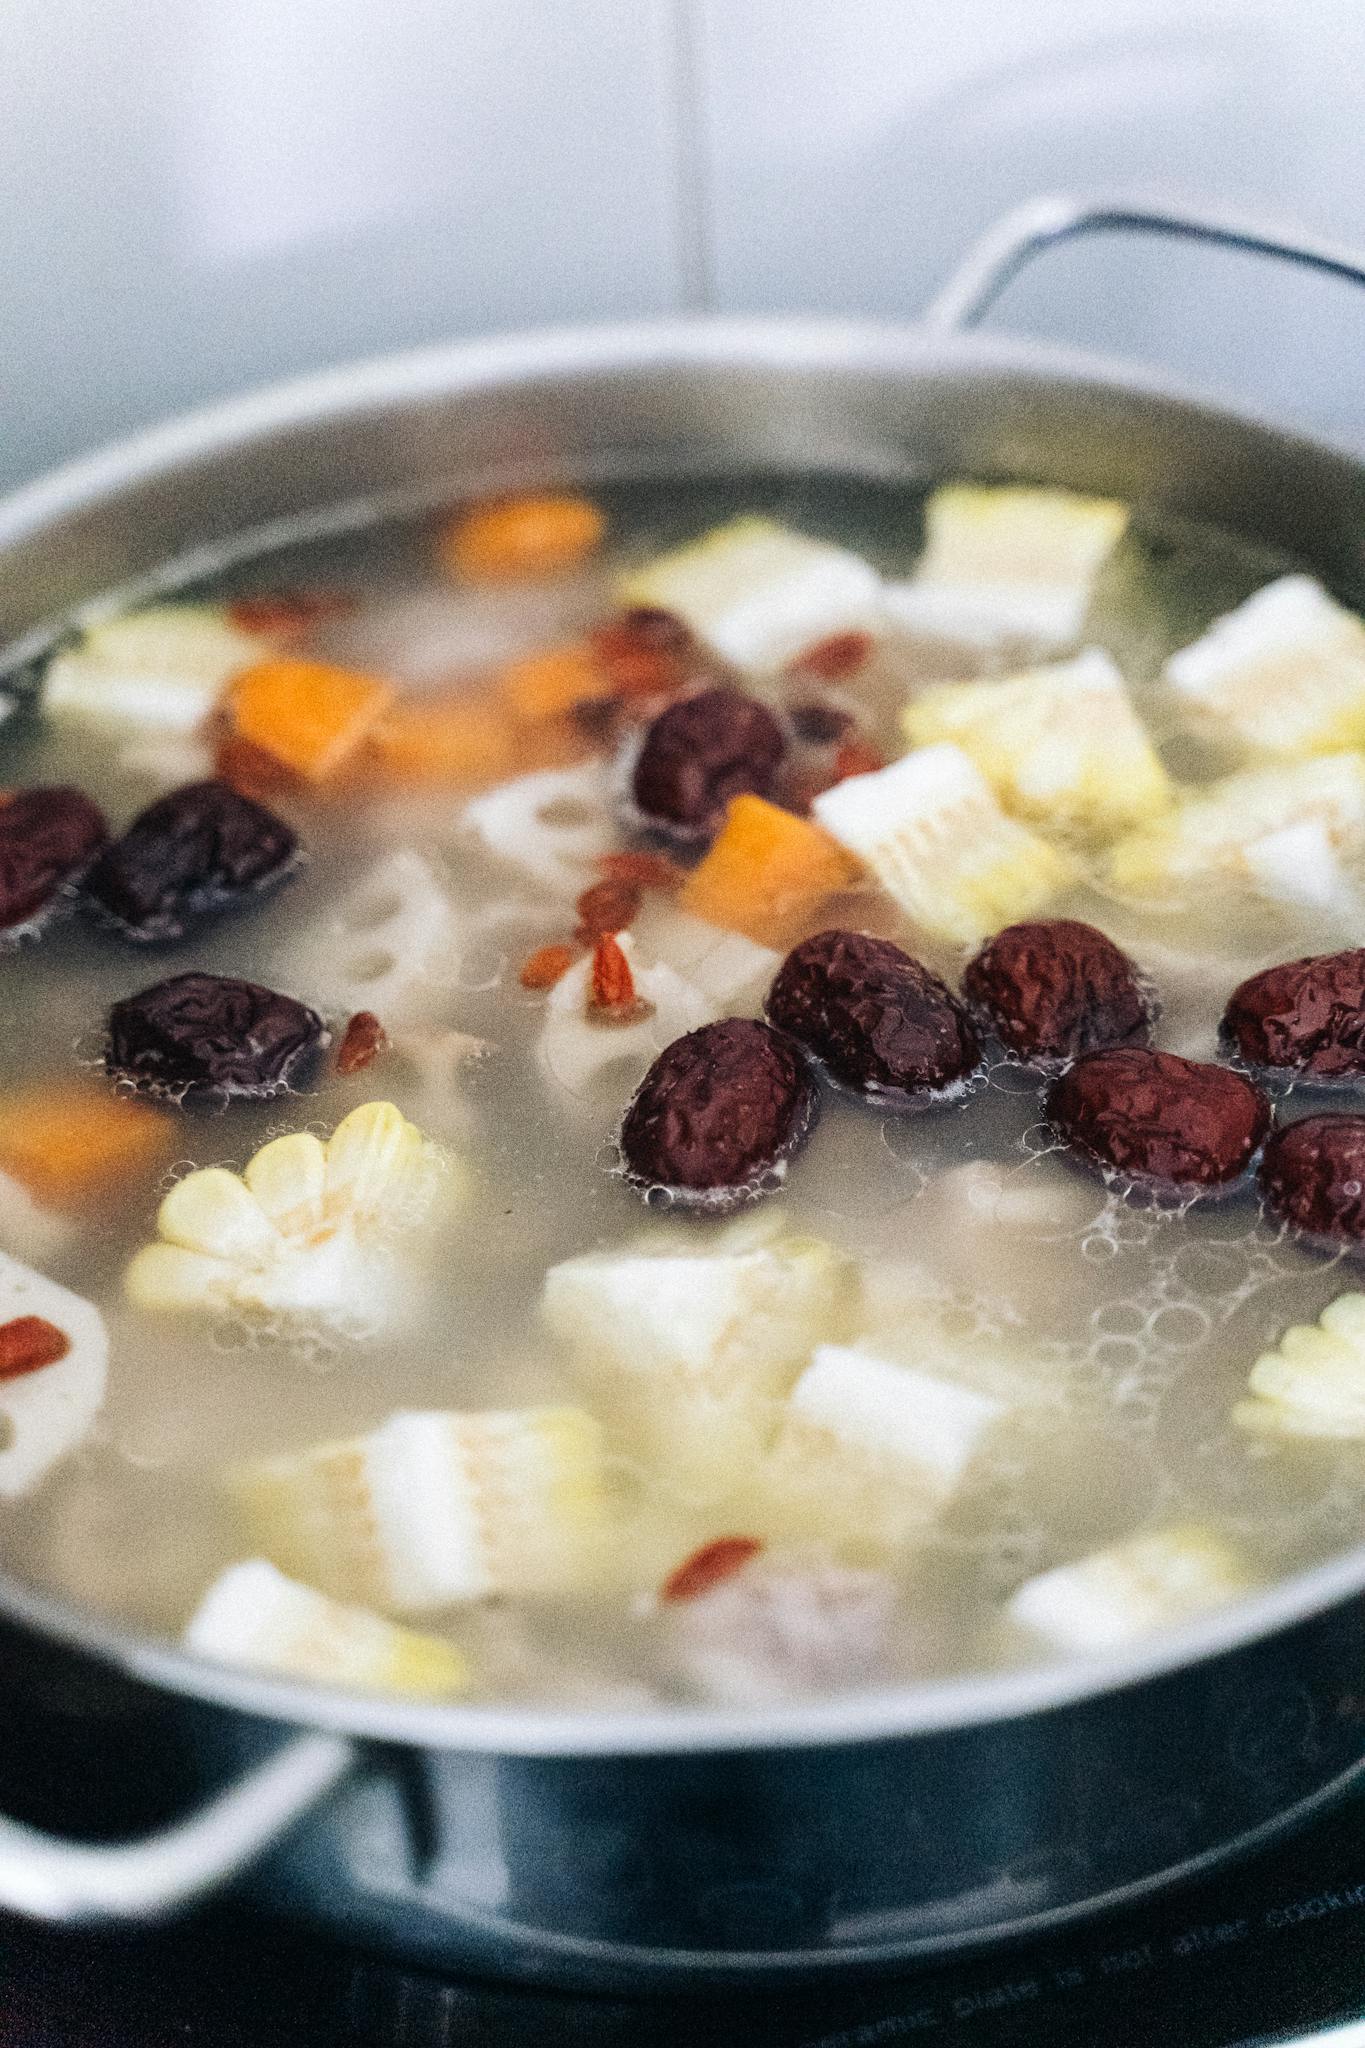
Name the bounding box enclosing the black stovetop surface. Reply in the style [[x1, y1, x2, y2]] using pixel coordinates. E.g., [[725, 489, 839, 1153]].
[[5, 1782, 1365, 2048]]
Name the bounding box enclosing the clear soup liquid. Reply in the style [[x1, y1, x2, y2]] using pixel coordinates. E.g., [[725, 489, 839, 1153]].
[[2, 473, 1363, 1712]]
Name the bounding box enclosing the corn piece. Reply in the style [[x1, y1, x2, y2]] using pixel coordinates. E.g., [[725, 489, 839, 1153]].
[[1234, 1292, 1365, 1439], [462, 759, 617, 896], [234, 1405, 607, 1611], [440, 493, 605, 583], [678, 794, 861, 947], [1108, 754, 1365, 902], [813, 743, 1076, 945], [1165, 575, 1365, 757], [618, 516, 883, 675], [0, 1082, 175, 1213], [1005, 1524, 1251, 1652], [42, 605, 268, 735], [125, 1102, 451, 1335], [230, 657, 395, 782], [0, 1250, 107, 1498], [902, 648, 1172, 842], [185, 1559, 469, 1696], [542, 1219, 853, 1500], [885, 485, 1128, 651]]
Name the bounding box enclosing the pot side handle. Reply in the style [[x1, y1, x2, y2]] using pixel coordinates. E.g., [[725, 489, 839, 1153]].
[[0, 1729, 353, 1925], [921, 191, 1365, 334]]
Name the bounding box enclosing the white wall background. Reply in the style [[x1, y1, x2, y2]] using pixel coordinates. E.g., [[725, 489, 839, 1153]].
[[4, 0, 1365, 491]]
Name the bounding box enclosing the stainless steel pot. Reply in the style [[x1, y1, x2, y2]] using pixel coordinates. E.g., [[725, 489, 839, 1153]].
[[5, 194, 1365, 1990]]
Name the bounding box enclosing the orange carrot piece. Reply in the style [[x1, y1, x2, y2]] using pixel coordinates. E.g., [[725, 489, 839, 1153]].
[[679, 794, 862, 947], [440, 494, 605, 584], [369, 690, 588, 788], [499, 644, 617, 726], [0, 1082, 175, 1212], [369, 692, 521, 788], [230, 658, 394, 783]]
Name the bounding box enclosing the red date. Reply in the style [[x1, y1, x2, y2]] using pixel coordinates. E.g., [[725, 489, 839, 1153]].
[[1222, 950, 1365, 1081], [83, 780, 299, 944], [630, 686, 787, 844], [107, 972, 324, 1100], [964, 920, 1156, 1067], [1046, 1047, 1271, 1195], [618, 1018, 817, 1210], [1260, 1114, 1365, 1246], [0, 787, 108, 938], [766, 928, 981, 1106]]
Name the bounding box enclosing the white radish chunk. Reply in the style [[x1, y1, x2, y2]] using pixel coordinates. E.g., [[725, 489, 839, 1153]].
[[1165, 575, 1365, 757], [618, 517, 882, 675]]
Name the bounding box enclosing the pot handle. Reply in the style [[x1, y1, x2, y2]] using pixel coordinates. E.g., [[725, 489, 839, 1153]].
[[0, 1729, 353, 1925], [921, 191, 1365, 333]]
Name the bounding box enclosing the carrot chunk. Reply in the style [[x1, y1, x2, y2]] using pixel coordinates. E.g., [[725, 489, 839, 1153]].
[[230, 658, 394, 782], [499, 645, 617, 726], [370, 692, 521, 788], [678, 794, 862, 946], [0, 1082, 175, 1211], [440, 494, 605, 584], [369, 689, 588, 788]]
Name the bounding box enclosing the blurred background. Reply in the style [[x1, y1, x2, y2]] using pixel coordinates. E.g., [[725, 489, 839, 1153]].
[[6, 0, 1365, 494]]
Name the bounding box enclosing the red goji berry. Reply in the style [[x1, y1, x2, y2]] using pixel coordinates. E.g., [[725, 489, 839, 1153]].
[[0, 1316, 71, 1380], [335, 1010, 388, 1075], [661, 1536, 764, 1602]]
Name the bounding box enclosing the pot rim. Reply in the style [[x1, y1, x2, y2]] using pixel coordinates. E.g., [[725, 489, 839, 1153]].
[[6, 309, 1365, 1756]]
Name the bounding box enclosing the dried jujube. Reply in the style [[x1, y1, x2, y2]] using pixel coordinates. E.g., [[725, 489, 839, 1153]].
[[107, 973, 324, 1100], [630, 686, 786, 844], [618, 1017, 817, 1209], [0, 787, 108, 938], [1046, 1047, 1271, 1195], [83, 780, 299, 944], [1221, 950, 1365, 1081], [1259, 1114, 1365, 1245], [765, 928, 981, 1106], [964, 919, 1155, 1067]]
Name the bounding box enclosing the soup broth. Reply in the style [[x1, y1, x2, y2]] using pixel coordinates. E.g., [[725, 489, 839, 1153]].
[[3, 470, 1365, 1714]]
